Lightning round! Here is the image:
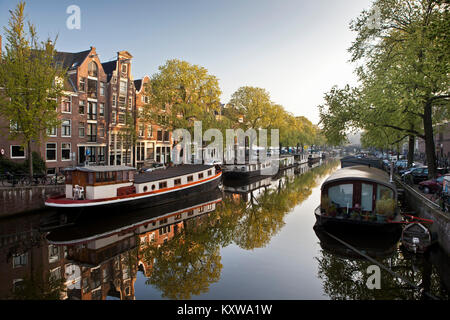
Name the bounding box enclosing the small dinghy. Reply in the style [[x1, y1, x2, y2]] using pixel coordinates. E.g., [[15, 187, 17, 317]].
[[401, 222, 433, 254]]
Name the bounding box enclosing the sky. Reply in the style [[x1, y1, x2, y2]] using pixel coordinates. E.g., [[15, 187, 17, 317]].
[[0, 0, 373, 125]]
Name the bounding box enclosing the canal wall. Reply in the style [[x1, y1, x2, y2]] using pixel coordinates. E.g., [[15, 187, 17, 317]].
[[397, 179, 450, 256], [0, 185, 65, 218]]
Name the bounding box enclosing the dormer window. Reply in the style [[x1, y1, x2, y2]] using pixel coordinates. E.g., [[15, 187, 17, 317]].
[[121, 63, 128, 74]]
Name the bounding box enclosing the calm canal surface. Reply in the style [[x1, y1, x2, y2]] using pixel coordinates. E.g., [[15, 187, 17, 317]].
[[1, 159, 449, 300]]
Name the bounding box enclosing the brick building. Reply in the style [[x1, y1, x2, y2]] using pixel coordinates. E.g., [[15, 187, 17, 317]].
[[134, 75, 172, 168], [0, 40, 172, 173], [417, 121, 450, 165]]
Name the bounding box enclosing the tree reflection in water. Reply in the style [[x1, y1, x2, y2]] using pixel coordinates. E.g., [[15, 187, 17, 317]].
[[139, 160, 340, 299]]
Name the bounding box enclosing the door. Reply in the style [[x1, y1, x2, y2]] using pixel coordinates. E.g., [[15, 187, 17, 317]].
[[78, 146, 86, 165]]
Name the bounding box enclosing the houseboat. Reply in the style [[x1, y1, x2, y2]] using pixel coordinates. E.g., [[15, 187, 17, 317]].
[[308, 153, 321, 165], [45, 164, 222, 209], [276, 155, 296, 170], [294, 153, 309, 165], [315, 165, 402, 234], [341, 155, 383, 170], [222, 158, 274, 179]]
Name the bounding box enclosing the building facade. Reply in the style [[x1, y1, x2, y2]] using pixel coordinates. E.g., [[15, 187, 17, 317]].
[[0, 43, 172, 174]]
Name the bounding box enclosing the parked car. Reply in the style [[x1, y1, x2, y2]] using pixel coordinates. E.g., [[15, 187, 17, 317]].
[[402, 167, 429, 184], [418, 176, 445, 194]]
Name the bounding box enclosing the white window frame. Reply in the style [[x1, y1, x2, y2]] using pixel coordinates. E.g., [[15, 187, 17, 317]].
[[46, 143, 57, 162], [61, 143, 71, 161], [61, 96, 72, 114], [61, 120, 72, 137], [10, 145, 25, 159]]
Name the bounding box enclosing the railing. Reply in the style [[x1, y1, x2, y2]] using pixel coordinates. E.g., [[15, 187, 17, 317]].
[[0, 173, 65, 187]]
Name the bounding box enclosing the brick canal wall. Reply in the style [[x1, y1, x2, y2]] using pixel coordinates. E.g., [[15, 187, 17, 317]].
[[0, 185, 65, 218], [397, 179, 450, 256]]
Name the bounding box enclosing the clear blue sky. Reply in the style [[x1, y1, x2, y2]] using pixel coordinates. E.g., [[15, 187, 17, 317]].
[[0, 0, 373, 124]]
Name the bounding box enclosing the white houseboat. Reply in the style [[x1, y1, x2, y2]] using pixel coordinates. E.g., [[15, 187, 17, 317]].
[[222, 158, 275, 179], [45, 164, 222, 209]]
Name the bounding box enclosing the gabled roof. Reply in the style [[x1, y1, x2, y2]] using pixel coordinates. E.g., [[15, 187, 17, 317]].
[[54, 49, 91, 70], [101, 60, 117, 82]]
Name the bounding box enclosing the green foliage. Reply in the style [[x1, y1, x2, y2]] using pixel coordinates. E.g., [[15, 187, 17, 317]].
[[375, 198, 396, 215], [0, 151, 45, 174], [0, 2, 66, 177], [9, 270, 66, 300]]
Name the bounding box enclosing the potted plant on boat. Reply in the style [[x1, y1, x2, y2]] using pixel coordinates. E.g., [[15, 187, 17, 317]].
[[375, 199, 395, 223]]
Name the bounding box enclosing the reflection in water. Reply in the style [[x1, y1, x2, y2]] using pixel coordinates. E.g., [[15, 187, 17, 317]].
[[0, 159, 448, 300]]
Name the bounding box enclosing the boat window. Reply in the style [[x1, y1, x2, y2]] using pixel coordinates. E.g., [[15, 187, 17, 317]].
[[123, 171, 129, 181], [198, 173, 204, 179], [174, 179, 181, 186], [129, 171, 134, 180], [328, 184, 353, 209], [187, 175, 194, 182], [117, 171, 123, 181], [377, 185, 394, 200], [159, 181, 167, 189], [361, 183, 373, 212], [152, 185, 156, 190], [143, 186, 148, 192], [208, 170, 212, 176]]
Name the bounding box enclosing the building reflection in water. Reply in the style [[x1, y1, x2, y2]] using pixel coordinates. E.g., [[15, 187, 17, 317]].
[[2, 159, 446, 300]]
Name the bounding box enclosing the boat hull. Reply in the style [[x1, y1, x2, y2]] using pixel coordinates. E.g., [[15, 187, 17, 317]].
[[314, 207, 402, 235], [46, 173, 222, 211]]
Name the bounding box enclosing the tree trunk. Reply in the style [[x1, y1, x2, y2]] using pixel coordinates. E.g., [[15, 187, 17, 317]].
[[28, 140, 33, 178], [423, 101, 437, 178], [408, 135, 415, 167]]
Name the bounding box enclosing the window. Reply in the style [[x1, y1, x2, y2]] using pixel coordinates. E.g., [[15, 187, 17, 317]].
[[46, 126, 56, 137], [377, 185, 394, 200], [88, 61, 98, 78], [121, 63, 128, 74], [10, 145, 25, 159], [112, 95, 117, 108], [13, 279, 24, 292], [128, 97, 133, 109], [46, 143, 57, 161], [198, 173, 204, 179], [61, 120, 71, 137], [164, 131, 170, 142], [361, 183, 374, 212], [62, 96, 71, 113], [99, 103, 105, 117], [88, 102, 97, 120], [328, 184, 353, 209], [87, 124, 97, 142], [119, 79, 127, 95], [10, 120, 20, 132], [159, 181, 167, 189], [50, 267, 61, 281], [139, 124, 144, 137], [174, 178, 181, 186], [208, 170, 212, 176], [79, 122, 85, 137], [99, 124, 105, 137], [79, 100, 85, 114], [157, 130, 163, 141], [79, 77, 86, 92], [62, 143, 71, 161], [187, 175, 194, 182], [12, 253, 28, 268], [100, 82, 106, 96], [86, 146, 96, 163], [98, 147, 105, 162], [112, 111, 117, 125], [147, 125, 152, 138], [118, 96, 126, 109], [118, 113, 125, 125], [48, 244, 59, 263]]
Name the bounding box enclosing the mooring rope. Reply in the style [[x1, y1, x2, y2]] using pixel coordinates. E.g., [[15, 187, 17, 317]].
[[322, 230, 439, 300]]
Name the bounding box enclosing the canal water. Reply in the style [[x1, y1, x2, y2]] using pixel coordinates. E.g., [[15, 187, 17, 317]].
[[0, 159, 448, 300]]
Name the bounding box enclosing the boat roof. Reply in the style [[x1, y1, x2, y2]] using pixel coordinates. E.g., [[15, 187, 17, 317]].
[[64, 165, 136, 173], [134, 164, 214, 184], [322, 165, 396, 191]]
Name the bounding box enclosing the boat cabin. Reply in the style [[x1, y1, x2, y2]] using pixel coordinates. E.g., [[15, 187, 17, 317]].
[[321, 166, 397, 216], [64, 166, 136, 200]]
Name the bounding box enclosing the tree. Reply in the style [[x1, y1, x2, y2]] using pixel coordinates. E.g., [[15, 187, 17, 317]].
[[0, 2, 65, 177], [142, 59, 222, 136], [348, 0, 450, 177]]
